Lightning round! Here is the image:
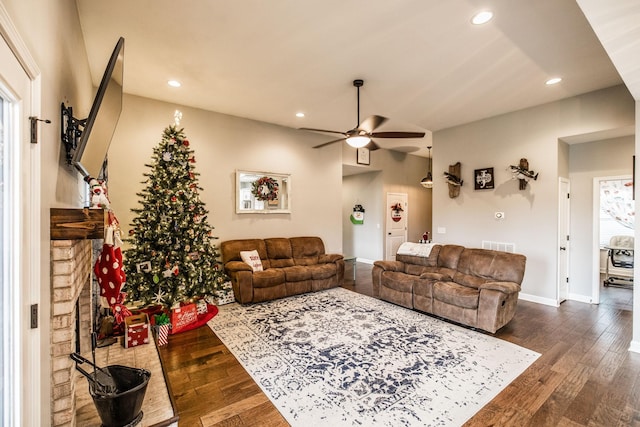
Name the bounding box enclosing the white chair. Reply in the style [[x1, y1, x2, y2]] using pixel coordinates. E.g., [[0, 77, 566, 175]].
[[604, 235, 634, 288]]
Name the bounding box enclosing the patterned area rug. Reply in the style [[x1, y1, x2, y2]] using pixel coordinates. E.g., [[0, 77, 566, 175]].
[[208, 288, 539, 426]]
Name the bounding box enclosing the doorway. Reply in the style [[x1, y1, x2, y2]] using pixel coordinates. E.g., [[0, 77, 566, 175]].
[[592, 175, 634, 305]]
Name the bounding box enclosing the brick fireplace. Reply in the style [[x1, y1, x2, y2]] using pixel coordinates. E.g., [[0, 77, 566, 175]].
[[50, 239, 94, 426]]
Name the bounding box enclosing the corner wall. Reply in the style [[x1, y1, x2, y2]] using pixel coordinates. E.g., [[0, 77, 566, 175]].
[[432, 85, 635, 303], [108, 94, 343, 253]]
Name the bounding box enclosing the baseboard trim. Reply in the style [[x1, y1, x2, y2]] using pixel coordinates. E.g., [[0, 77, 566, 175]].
[[518, 293, 558, 307], [356, 258, 375, 264], [568, 293, 592, 304], [629, 340, 640, 354]]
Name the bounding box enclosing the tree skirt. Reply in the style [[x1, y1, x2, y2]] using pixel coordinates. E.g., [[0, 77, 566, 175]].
[[208, 288, 539, 427]]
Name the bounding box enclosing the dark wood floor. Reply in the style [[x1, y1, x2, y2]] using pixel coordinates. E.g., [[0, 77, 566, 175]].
[[158, 263, 639, 426]]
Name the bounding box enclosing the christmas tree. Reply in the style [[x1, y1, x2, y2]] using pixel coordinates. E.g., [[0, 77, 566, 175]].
[[124, 125, 228, 308]]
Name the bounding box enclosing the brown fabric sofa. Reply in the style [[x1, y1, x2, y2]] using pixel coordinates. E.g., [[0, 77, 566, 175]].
[[221, 237, 345, 303], [372, 244, 526, 333]]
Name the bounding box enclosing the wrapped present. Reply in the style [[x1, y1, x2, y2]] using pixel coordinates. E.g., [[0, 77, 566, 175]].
[[153, 312, 171, 346], [156, 324, 170, 346], [213, 281, 235, 305], [196, 299, 208, 315], [170, 303, 198, 334], [123, 313, 149, 348]]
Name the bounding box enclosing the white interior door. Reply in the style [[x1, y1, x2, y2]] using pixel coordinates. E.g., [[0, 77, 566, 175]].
[[385, 192, 408, 260], [0, 26, 38, 426], [558, 178, 570, 303]]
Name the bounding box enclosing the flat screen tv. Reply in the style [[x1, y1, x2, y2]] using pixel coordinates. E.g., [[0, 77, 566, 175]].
[[72, 37, 125, 178]]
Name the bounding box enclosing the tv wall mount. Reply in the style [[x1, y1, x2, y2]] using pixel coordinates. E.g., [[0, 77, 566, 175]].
[[60, 102, 86, 165]]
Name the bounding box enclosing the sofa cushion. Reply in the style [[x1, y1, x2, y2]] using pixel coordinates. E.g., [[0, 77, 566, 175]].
[[221, 239, 270, 269], [291, 236, 325, 265], [404, 264, 432, 276], [382, 271, 419, 293], [265, 238, 295, 268], [433, 281, 479, 309], [307, 263, 336, 280], [437, 245, 465, 269], [252, 269, 285, 288], [282, 266, 312, 281], [240, 250, 263, 272], [453, 249, 526, 288]]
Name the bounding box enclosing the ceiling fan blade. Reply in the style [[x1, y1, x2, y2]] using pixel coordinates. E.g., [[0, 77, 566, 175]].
[[358, 115, 388, 133], [366, 140, 380, 151], [370, 131, 426, 139], [300, 127, 347, 136], [313, 137, 346, 149]]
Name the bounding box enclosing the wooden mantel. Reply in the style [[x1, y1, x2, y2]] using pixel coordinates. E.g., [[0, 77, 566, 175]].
[[50, 208, 107, 240]]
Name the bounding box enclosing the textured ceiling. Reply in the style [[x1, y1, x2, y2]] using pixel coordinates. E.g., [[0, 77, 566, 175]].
[[76, 0, 625, 156]]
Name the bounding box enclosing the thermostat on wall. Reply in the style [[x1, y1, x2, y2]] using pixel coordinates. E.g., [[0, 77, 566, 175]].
[[494, 212, 505, 220]]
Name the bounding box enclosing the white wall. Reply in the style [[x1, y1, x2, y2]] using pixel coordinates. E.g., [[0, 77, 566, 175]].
[[342, 146, 431, 261], [568, 136, 634, 299], [2, 0, 94, 424], [108, 94, 344, 253], [432, 85, 635, 304]]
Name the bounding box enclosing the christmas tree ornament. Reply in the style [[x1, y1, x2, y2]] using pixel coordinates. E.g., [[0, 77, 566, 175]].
[[153, 288, 166, 304], [162, 152, 172, 161]]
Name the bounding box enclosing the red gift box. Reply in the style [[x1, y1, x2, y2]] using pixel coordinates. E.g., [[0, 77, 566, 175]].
[[122, 313, 149, 348], [171, 303, 198, 334]]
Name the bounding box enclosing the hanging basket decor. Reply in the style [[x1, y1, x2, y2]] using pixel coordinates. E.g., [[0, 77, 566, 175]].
[[251, 176, 279, 201], [390, 203, 404, 222]]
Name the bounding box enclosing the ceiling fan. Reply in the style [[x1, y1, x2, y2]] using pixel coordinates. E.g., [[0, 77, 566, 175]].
[[300, 79, 426, 150]]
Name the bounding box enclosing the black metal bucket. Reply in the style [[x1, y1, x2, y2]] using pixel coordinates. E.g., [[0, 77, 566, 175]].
[[89, 365, 151, 427]]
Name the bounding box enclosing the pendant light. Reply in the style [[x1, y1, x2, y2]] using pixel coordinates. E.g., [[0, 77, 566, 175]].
[[420, 146, 433, 188]]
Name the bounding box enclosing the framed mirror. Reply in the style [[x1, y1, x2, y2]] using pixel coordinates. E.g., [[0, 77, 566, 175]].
[[236, 170, 291, 214]]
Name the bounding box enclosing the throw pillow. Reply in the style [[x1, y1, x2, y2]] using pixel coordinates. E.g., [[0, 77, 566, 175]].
[[240, 250, 263, 272]]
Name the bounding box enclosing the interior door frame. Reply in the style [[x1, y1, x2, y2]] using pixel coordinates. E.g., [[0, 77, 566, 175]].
[[0, 4, 42, 426], [557, 177, 570, 304]]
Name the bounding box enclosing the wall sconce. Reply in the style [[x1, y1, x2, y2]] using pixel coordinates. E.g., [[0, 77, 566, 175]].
[[508, 158, 538, 190], [420, 146, 433, 188]]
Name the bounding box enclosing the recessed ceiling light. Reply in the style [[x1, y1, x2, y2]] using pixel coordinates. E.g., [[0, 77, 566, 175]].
[[471, 11, 493, 25], [167, 80, 181, 88], [296, 112, 305, 118], [545, 77, 562, 85]]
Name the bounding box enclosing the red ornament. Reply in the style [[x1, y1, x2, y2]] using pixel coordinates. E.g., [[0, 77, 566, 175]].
[[183, 139, 190, 147], [171, 195, 177, 202]]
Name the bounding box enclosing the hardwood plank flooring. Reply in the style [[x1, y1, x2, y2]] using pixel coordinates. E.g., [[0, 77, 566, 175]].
[[158, 262, 639, 426]]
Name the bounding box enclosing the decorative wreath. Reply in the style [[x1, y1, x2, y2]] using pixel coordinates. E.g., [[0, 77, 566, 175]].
[[251, 176, 279, 201]]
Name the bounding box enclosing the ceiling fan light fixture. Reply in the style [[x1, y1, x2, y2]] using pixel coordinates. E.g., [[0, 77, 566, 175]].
[[346, 135, 371, 148]]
